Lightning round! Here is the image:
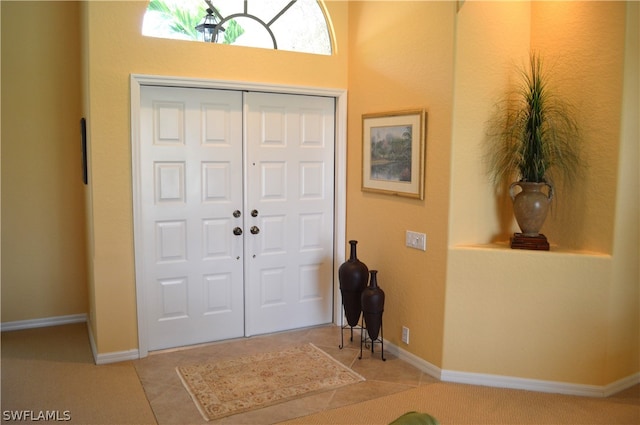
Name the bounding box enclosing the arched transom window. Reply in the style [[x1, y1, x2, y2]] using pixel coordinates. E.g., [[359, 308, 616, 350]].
[[142, 0, 332, 55]]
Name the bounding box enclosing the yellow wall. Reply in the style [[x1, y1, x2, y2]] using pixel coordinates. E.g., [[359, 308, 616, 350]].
[[1, 1, 88, 323], [531, 1, 625, 253], [608, 0, 640, 384], [448, 0, 531, 246], [346, 1, 456, 367], [81, 0, 349, 354], [445, 1, 638, 386]]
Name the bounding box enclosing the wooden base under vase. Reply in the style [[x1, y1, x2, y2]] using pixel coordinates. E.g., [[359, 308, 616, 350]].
[[510, 233, 549, 250]]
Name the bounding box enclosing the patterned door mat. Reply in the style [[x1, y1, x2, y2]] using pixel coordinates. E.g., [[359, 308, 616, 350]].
[[177, 343, 365, 421]]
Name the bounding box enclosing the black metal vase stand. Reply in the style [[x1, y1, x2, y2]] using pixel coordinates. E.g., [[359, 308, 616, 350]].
[[359, 316, 385, 361], [338, 305, 364, 349]]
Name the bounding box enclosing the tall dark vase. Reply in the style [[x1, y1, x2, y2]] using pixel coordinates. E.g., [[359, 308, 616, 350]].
[[361, 270, 385, 340], [338, 240, 368, 327]]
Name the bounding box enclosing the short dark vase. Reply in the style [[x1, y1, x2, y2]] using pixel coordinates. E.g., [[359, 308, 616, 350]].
[[361, 270, 385, 341], [338, 240, 369, 327]]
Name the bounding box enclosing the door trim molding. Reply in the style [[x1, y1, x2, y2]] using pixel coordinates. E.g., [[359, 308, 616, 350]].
[[130, 74, 347, 357]]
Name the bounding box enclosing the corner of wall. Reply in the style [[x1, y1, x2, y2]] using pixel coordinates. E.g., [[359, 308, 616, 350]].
[[607, 0, 640, 383]]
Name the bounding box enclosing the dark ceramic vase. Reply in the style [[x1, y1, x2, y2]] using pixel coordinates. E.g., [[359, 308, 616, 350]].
[[362, 270, 385, 340], [338, 240, 368, 327]]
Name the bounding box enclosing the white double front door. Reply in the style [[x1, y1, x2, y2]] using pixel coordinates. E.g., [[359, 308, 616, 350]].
[[136, 85, 335, 351]]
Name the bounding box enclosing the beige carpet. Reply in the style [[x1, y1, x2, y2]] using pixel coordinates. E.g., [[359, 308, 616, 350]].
[[176, 343, 365, 421], [1, 324, 157, 425], [283, 381, 640, 425]]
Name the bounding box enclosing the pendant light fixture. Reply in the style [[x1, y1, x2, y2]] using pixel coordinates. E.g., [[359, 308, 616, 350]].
[[195, 0, 299, 48], [195, 0, 224, 42]]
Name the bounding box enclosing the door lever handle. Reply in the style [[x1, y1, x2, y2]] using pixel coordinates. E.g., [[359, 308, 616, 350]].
[[233, 227, 243, 236], [250, 226, 260, 235]]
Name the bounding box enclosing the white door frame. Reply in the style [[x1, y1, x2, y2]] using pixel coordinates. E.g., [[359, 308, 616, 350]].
[[130, 74, 347, 357]]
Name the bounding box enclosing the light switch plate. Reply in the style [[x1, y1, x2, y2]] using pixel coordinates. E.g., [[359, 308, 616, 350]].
[[406, 230, 427, 251], [402, 326, 410, 344]]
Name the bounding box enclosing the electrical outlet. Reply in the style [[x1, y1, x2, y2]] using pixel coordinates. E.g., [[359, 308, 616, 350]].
[[405, 230, 427, 251], [402, 326, 410, 344]]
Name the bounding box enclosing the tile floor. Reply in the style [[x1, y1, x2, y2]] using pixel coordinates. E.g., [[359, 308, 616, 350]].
[[133, 324, 438, 424]]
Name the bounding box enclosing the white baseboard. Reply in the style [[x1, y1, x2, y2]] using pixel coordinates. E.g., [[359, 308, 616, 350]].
[[1, 313, 88, 332], [383, 340, 443, 381], [440, 369, 606, 397], [384, 339, 640, 398], [86, 318, 140, 365], [0, 314, 139, 365], [95, 349, 140, 365], [603, 372, 640, 397]]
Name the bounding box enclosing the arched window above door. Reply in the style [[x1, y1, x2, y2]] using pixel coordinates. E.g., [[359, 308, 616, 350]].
[[142, 0, 332, 55]]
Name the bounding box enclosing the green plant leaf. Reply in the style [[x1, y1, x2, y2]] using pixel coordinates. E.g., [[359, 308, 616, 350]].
[[485, 52, 583, 188]]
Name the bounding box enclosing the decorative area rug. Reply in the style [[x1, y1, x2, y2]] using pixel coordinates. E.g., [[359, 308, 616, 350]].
[[176, 343, 365, 421]]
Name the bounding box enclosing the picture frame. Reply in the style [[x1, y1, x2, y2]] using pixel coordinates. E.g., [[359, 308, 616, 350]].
[[362, 109, 426, 199]]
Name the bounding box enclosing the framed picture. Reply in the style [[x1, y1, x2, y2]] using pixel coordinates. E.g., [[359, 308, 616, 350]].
[[362, 109, 426, 199]]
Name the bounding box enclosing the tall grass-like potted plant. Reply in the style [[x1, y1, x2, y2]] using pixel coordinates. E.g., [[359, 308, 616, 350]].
[[486, 53, 582, 249]]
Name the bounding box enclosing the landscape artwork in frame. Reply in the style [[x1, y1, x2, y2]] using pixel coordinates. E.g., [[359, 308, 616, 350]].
[[362, 109, 426, 199]]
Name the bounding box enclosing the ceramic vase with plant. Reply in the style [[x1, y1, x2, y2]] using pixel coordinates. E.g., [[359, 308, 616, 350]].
[[486, 53, 582, 248]]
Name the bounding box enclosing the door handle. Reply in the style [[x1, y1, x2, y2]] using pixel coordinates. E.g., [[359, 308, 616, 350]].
[[233, 210, 241, 218], [250, 226, 260, 235], [233, 227, 243, 236], [251, 209, 259, 217]]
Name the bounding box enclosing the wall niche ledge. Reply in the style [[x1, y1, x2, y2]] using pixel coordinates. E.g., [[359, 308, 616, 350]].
[[452, 242, 611, 258]]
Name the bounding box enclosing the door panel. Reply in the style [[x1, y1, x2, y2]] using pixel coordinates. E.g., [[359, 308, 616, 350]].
[[137, 86, 335, 350], [244, 92, 335, 336], [140, 86, 245, 351]]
